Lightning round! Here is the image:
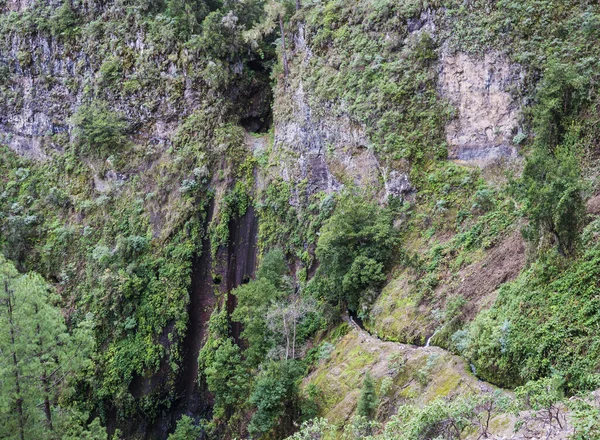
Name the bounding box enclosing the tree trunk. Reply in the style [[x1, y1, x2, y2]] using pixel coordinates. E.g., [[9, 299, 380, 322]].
[[292, 319, 296, 359], [279, 14, 289, 78], [5, 281, 25, 440], [296, 0, 301, 10], [34, 306, 53, 431], [283, 315, 289, 360], [42, 372, 53, 431]]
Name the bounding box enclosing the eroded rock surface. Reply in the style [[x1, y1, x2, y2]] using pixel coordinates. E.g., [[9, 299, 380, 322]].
[[439, 52, 522, 166], [274, 81, 376, 196]]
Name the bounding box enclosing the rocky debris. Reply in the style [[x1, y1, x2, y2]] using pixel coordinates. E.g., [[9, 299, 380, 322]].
[[439, 52, 522, 166]]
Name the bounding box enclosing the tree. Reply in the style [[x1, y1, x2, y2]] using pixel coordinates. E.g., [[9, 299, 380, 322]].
[[256, 248, 288, 289], [198, 306, 249, 419], [248, 360, 303, 438], [521, 126, 585, 256], [520, 60, 587, 256], [356, 373, 377, 419], [514, 377, 567, 435], [233, 278, 282, 365], [168, 415, 201, 440], [313, 194, 399, 312], [266, 294, 317, 359], [284, 418, 333, 440], [232, 248, 288, 366], [0, 256, 98, 440]]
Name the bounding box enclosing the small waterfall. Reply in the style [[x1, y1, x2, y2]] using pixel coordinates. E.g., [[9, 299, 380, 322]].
[[425, 325, 444, 348]]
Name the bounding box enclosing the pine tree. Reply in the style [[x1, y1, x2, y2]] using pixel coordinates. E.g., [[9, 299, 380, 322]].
[[356, 373, 377, 419], [0, 256, 97, 440], [168, 415, 201, 440]]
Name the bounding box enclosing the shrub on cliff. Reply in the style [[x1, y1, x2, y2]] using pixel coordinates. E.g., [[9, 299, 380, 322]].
[[72, 101, 128, 156], [520, 61, 587, 256], [357, 372, 377, 419]]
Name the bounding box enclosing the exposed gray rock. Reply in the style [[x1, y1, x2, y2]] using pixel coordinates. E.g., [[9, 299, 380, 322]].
[[0, 29, 233, 161], [274, 74, 416, 201], [274, 80, 363, 195], [439, 52, 522, 166], [384, 170, 413, 200]]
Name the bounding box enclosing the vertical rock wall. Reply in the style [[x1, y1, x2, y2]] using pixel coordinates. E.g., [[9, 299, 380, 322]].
[[439, 52, 523, 165]]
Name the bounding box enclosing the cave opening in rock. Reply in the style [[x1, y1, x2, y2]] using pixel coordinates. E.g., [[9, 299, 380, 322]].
[[241, 114, 272, 134]]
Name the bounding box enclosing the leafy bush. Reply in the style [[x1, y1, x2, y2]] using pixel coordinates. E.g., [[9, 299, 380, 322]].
[[99, 57, 123, 87], [520, 134, 585, 255], [50, 1, 80, 39], [168, 415, 201, 440], [518, 61, 588, 256], [72, 102, 128, 156]]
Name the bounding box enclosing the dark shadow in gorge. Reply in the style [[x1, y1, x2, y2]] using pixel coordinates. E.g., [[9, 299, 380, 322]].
[[135, 202, 259, 439], [160, 203, 259, 439], [181, 203, 258, 412], [225, 204, 259, 343]]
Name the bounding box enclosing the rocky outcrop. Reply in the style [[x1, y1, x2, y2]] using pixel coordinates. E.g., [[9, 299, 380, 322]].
[[439, 52, 523, 166], [0, 20, 271, 163], [0, 32, 189, 158], [274, 81, 377, 196]]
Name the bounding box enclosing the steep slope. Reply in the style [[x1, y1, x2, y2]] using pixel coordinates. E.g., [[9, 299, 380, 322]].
[[2, 0, 600, 439]]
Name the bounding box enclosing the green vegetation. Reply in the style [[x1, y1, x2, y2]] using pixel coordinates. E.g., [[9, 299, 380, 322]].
[[195, 249, 323, 438], [311, 193, 400, 314], [72, 102, 129, 156], [198, 306, 249, 420], [301, 0, 450, 166], [458, 244, 600, 390], [2, 0, 600, 438], [0, 256, 107, 440], [168, 416, 202, 440], [248, 360, 304, 438], [356, 373, 377, 419], [520, 61, 588, 255]]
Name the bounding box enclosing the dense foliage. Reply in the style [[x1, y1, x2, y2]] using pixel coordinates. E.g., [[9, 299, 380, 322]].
[[312, 194, 400, 314], [1, 0, 600, 438], [0, 256, 106, 440]]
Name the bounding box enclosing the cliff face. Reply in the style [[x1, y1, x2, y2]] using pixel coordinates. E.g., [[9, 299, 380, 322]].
[[0, 3, 271, 162], [2, 0, 600, 439], [270, 6, 526, 210], [439, 51, 523, 164]]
